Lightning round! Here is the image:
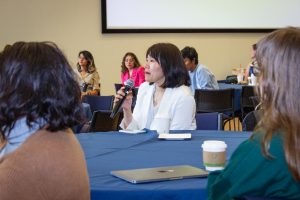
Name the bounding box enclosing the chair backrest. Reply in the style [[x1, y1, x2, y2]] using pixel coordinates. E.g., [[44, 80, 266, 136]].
[[249, 96, 260, 109], [241, 86, 258, 117], [217, 79, 227, 83], [195, 112, 223, 130], [82, 95, 114, 113], [242, 110, 263, 131], [194, 89, 234, 113], [89, 110, 120, 132], [114, 83, 122, 93], [225, 75, 238, 84], [131, 87, 139, 109]]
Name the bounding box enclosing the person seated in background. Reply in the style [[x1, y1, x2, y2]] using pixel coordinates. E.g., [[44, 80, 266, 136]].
[[181, 46, 219, 94], [244, 43, 259, 81], [116, 43, 196, 131], [120, 52, 145, 87], [76, 50, 100, 96], [207, 27, 300, 200], [0, 42, 90, 199]]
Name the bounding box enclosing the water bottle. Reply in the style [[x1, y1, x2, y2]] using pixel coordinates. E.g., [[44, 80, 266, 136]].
[[249, 66, 254, 77]]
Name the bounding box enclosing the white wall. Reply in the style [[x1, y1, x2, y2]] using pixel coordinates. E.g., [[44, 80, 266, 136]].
[[0, 0, 265, 95]]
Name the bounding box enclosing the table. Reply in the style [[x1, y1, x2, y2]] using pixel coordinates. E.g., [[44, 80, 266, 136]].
[[218, 83, 243, 112], [77, 130, 251, 200]]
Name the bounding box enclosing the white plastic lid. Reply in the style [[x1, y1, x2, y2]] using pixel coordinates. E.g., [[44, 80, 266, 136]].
[[201, 140, 227, 151]]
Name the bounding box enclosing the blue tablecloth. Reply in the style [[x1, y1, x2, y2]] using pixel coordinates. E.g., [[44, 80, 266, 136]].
[[77, 130, 251, 200], [218, 83, 243, 112]]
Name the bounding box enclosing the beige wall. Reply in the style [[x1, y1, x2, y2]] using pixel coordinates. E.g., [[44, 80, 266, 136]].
[[0, 0, 265, 95]]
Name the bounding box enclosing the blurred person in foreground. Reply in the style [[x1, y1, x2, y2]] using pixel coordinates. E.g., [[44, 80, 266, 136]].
[[0, 42, 90, 200], [181, 46, 218, 94], [115, 43, 196, 131], [207, 27, 300, 200]]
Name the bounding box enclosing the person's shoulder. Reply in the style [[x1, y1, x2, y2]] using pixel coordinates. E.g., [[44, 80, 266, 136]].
[[197, 64, 210, 72], [239, 131, 284, 157], [197, 63, 206, 69], [92, 70, 100, 77], [0, 129, 77, 169], [173, 85, 193, 97], [137, 66, 144, 72], [138, 81, 150, 90], [0, 128, 89, 199], [24, 129, 78, 150]]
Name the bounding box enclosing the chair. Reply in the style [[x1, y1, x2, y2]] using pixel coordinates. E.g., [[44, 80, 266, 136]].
[[195, 112, 223, 130], [242, 110, 262, 131], [249, 96, 260, 109], [114, 83, 122, 93], [225, 75, 238, 84], [89, 110, 120, 132], [241, 86, 257, 120], [217, 79, 227, 83], [131, 87, 139, 109], [194, 88, 235, 130], [82, 95, 114, 113]]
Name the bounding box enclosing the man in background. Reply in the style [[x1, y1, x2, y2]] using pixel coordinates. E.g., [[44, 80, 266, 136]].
[[181, 46, 218, 94]]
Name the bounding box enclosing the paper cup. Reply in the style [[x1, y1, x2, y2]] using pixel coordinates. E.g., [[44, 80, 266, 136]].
[[237, 74, 243, 83], [202, 140, 227, 171], [251, 75, 257, 85]]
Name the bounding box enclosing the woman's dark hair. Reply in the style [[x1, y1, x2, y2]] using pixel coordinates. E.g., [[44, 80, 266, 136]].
[[77, 50, 96, 73], [255, 27, 300, 181], [2, 44, 12, 52], [252, 43, 257, 51], [0, 41, 83, 139], [146, 43, 190, 88], [121, 52, 141, 74], [181, 46, 199, 65]]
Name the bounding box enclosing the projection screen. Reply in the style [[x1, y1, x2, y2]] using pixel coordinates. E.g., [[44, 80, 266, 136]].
[[101, 0, 300, 33]]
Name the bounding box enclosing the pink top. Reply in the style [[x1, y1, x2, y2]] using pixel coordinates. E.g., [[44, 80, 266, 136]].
[[121, 66, 145, 87]]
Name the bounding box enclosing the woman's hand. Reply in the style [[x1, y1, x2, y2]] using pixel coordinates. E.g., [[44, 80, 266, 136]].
[[114, 87, 133, 112], [86, 90, 99, 95], [115, 87, 134, 129]]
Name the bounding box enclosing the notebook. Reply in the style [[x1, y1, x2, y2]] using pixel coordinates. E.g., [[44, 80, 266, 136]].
[[111, 165, 208, 184]]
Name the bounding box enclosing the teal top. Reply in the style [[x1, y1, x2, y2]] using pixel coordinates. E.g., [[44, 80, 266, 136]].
[[207, 132, 300, 200]]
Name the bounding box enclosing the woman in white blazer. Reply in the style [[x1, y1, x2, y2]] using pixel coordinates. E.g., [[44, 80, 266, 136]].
[[117, 43, 196, 132]]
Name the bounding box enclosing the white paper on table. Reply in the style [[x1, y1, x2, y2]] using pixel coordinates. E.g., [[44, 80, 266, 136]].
[[158, 133, 192, 140], [119, 130, 146, 134]]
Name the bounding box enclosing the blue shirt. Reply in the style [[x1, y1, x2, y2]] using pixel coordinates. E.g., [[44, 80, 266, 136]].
[[0, 118, 45, 158], [189, 64, 219, 94]]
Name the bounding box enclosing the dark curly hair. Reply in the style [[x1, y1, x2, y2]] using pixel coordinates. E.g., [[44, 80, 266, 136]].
[[121, 52, 141, 74], [0, 41, 83, 139], [76, 50, 96, 73], [146, 43, 190, 88]]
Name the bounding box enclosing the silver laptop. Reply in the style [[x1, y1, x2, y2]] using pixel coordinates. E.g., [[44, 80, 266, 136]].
[[110, 165, 208, 184]]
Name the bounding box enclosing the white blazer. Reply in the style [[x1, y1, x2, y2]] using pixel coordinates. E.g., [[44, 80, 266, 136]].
[[120, 82, 196, 131]]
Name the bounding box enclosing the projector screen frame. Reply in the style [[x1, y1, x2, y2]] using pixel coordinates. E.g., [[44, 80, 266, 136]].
[[101, 0, 276, 34]]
